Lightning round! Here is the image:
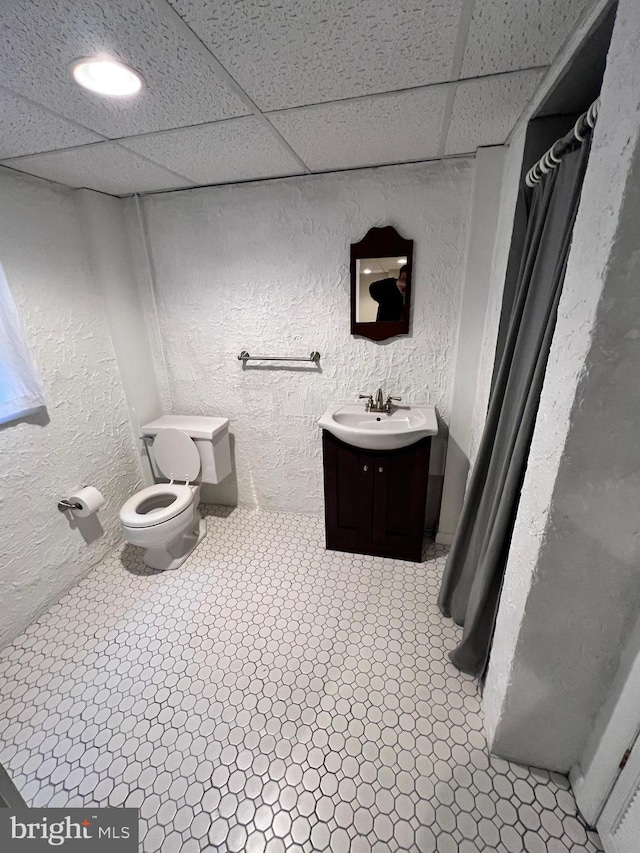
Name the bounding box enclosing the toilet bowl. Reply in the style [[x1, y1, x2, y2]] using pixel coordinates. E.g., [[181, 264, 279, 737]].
[[119, 417, 231, 571], [120, 482, 205, 571]]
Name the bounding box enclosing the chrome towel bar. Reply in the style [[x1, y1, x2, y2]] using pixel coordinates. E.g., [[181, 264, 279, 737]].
[[238, 350, 320, 363]]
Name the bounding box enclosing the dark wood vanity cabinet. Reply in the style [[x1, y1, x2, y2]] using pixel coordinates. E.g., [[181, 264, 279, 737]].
[[322, 430, 431, 562]]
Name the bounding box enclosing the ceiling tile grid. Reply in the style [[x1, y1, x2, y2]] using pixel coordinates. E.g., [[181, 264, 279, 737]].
[[119, 117, 305, 185], [0, 0, 250, 139], [445, 69, 546, 156], [1, 142, 195, 196], [269, 86, 450, 172], [167, 0, 465, 111], [0, 0, 598, 194], [0, 89, 104, 159], [461, 0, 594, 78]]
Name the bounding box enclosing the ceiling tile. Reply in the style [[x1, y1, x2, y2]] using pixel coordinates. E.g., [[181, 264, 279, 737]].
[[269, 87, 448, 172], [0, 89, 104, 159], [0, 0, 250, 138], [118, 117, 304, 185], [168, 0, 464, 111], [1, 143, 194, 196], [445, 70, 546, 155], [461, 0, 593, 77]]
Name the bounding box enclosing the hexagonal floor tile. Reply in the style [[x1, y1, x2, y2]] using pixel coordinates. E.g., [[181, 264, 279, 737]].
[[0, 505, 602, 853]]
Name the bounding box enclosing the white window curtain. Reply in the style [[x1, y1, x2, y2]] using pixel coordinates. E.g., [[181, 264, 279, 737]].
[[0, 261, 46, 424]]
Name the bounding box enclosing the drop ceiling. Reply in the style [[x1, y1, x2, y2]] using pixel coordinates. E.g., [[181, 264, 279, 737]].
[[0, 0, 596, 197]]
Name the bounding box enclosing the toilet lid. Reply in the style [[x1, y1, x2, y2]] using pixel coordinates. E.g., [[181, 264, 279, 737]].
[[153, 428, 201, 483]]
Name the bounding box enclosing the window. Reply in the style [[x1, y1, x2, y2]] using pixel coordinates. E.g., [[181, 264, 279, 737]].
[[0, 261, 46, 424]]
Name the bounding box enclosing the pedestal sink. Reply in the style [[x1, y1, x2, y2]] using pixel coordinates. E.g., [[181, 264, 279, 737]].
[[318, 402, 438, 451]]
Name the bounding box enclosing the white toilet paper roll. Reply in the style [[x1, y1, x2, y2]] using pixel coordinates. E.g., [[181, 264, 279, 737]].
[[68, 486, 105, 517]]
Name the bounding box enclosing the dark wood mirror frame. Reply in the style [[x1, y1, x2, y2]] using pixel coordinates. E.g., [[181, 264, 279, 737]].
[[350, 226, 414, 342]]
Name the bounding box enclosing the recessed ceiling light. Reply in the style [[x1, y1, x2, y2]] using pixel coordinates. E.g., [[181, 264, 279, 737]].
[[363, 268, 372, 274], [72, 57, 142, 97], [397, 257, 407, 264]]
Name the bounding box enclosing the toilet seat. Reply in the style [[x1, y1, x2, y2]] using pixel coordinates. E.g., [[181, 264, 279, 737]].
[[120, 484, 194, 528]]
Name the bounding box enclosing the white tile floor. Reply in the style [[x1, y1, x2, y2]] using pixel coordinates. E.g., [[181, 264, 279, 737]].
[[0, 505, 601, 853]]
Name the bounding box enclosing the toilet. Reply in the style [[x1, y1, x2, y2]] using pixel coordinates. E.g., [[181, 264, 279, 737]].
[[120, 415, 231, 570]]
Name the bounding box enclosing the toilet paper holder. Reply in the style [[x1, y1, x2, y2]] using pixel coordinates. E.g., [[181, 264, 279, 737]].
[[58, 498, 83, 512], [57, 486, 105, 517], [58, 485, 90, 512]]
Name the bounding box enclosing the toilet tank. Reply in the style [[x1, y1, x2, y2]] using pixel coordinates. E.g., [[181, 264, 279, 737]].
[[141, 415, 232, 484]]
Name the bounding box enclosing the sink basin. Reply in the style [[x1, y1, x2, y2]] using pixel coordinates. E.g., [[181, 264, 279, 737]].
[[318, 402, 438, 451]]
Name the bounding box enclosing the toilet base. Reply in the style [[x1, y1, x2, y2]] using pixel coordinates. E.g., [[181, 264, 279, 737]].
[[143, 517, 207, 571]]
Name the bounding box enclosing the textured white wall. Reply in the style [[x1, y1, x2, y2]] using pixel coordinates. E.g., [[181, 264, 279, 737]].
[[131, 160, 474, 518], [75, 190, 163, 483], [0, 168, 142, 649], [437, 146, 507, 543], [484, 0, 640, 772], [571, 611, 640, 823]]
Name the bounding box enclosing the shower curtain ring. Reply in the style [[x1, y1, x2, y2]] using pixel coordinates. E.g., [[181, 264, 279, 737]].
[[574, 114, 588, 142], [547, 142, 563, 165]]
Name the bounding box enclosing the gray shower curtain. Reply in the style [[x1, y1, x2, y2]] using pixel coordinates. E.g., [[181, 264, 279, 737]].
[[438, 141, 592, 677]]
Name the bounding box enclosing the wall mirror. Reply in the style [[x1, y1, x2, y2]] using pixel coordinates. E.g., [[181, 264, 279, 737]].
[[350, 226, 413, 341]]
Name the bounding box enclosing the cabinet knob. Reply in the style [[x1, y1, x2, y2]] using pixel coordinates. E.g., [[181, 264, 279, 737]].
[[378, 466, 384, 473], [363, 465, 368, 472]]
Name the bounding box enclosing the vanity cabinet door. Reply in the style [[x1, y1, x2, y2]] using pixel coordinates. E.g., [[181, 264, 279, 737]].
[[371, 439, 431, 561], [323, 431, 374, 553], [322, 431, 431, 562]]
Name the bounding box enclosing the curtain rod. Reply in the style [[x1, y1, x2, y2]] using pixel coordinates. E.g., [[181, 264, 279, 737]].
[[525, 97, 600, 187]]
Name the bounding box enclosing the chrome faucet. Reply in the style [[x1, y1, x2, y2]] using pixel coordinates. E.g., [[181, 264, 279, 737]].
[[359, 388, 402, 413]]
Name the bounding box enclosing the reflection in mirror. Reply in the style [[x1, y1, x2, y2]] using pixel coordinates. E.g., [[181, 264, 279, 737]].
[[356, 256, 408, 323]]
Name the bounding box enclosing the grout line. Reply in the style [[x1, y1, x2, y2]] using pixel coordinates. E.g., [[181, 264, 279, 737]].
[[1, 138, 141, 163], [0, 83, 109, 153], [1, 135, 197, 191], [92, 67, 546, 144], [150, 0, 312, 175], [0, 84, 108, 141], [124, 151, 475, 199], [437, 0, 478, 157], [109, 139, 196, 186], [2, 147, 475, 201], [1, 67, 548, 164], [262, 67, 547, 115], [0, 160, 121, 198]]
